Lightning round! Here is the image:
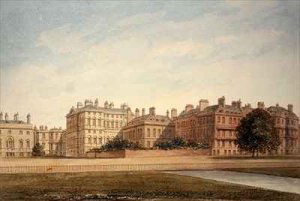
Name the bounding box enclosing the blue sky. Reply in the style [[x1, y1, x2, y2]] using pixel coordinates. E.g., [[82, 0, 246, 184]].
[[0, 0, 299, 127]]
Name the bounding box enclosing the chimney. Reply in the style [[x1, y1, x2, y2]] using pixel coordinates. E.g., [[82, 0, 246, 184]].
[[166, 110, 170, 117], [14, 113, 19, 121], [149, 107, 156, 116], [171, 108, 177, 120], [142, 108, 145, 116], [135, 108, 140, 117], [237, 99, 242, 108], [85, 99, 89, 106], [5, 113, 8, 121], [94, 99, 99, 107], [288, 104, 293, 112], [104, 101, 109, 108], [27, 113, 31, 124], [257, 102, 265, 109], [218, 96, 225, 107], [231, 101, 237, 107], [185, 104, 194, 112], [245, 103, 251, 108], [199, 99, 209, 111], [77, 102, 83, 108], [45, 125, 48, 130], [0, 112, 3, 120], [109, 102, 114, 109]]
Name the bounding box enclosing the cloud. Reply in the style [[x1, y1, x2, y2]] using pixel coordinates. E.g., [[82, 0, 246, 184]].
[[1, 1, 299, 127]]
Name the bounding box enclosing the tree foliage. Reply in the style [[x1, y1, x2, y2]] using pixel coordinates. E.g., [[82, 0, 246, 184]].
[[32, 143, 45, 157], [98, 136, 142, 151], [236, 108, 280, 157], [155, 137, 210, 150]]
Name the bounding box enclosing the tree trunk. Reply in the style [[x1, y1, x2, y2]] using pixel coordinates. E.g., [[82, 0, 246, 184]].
[[256, 149, 259, 157], [252, 150, 255, 158]]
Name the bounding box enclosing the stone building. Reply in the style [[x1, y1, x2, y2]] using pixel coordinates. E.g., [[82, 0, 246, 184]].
[[174, 97, 299, 156], [0, 112, 34, 157], [65, 99, 135, 157], [122, 107, 176, 148], [34, 126, 65, 156], [268, 104, 299, 155]]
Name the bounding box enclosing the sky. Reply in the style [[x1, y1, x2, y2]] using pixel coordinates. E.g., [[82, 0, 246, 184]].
[[0, 0, 299, 128]]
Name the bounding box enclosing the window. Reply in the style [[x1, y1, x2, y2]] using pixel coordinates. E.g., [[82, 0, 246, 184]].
[[229, 117, 232, 124], [147, 128, 150, 137], [26, 131, 30, 135], [8, 130, 11, 134], [6, 137, 14, 149], [222, 117, 225, 124], [94, 137, 97, 144], [93, 119, 96, 126], [147, 141, 150, 148], [50, 133, 53, 139], [153, 129, 156, 138], [26, 140, 30, 148], [19, 130, 23, 134], [50, 143, 53, 151], [19, 140, 23, 149], [88, 136, 92, 144], [222, 141, 225, 147], [0, 130, 1, 134]]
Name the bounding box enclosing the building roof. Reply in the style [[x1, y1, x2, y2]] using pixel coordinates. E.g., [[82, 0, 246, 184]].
[[267, 106, 298, 119], [0, 120, 27, 124], [125, 114, 174, 127], [67, 104, 128, 116], [177, 104, 243, 119]]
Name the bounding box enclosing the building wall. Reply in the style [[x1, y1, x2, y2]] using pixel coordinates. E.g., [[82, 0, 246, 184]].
[[174, 97, 299, 156], [0, 114, 34, 157], [65, 100, 133, 157], [34, 126, 64, 156], [123, 108, 175, 148]]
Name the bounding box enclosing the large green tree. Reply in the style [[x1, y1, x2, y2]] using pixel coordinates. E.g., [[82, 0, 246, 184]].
[[236, 108, 280, 157], [32, 143, 45, 157]]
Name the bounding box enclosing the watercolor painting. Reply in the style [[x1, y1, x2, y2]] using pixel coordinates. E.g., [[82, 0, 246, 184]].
[[0, 0, 299, 200]]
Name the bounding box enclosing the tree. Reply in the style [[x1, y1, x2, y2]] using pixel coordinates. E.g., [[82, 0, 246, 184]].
[[32, 143, 45, 157], [236, 108, 280, 157], [99, 136, 141, 151]]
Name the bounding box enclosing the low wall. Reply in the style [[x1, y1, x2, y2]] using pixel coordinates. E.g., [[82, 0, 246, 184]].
[[125, 149, 210, 158], [86, 149, 210, 158], [86, 150, 125, 158]]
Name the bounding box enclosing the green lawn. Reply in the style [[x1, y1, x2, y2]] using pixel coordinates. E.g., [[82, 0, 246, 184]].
[[0, 171, 299, 201], [225, 167, 300, 178]]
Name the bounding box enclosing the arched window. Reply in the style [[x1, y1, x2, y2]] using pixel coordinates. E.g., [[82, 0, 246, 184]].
[[26, 140, 30, 148], [93, 137, 97, 144], [6, 137, 14, 149], [19, 139, 24, 149], [88, 136, 92, 144]]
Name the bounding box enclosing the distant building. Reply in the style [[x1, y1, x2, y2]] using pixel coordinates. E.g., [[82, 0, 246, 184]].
[[65, 99, 135, 157], [174, 97, 299, 156], [122, 107, 176, 148], [268, 104, 299, 155], [34, 126, 65, 156], [0, 112, 34, 157]]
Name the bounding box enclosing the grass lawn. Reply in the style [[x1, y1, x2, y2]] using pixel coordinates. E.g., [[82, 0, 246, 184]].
[[225, 167, 300, 178], [212, 155, 300, 160], [0, 171, 299, 201]]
